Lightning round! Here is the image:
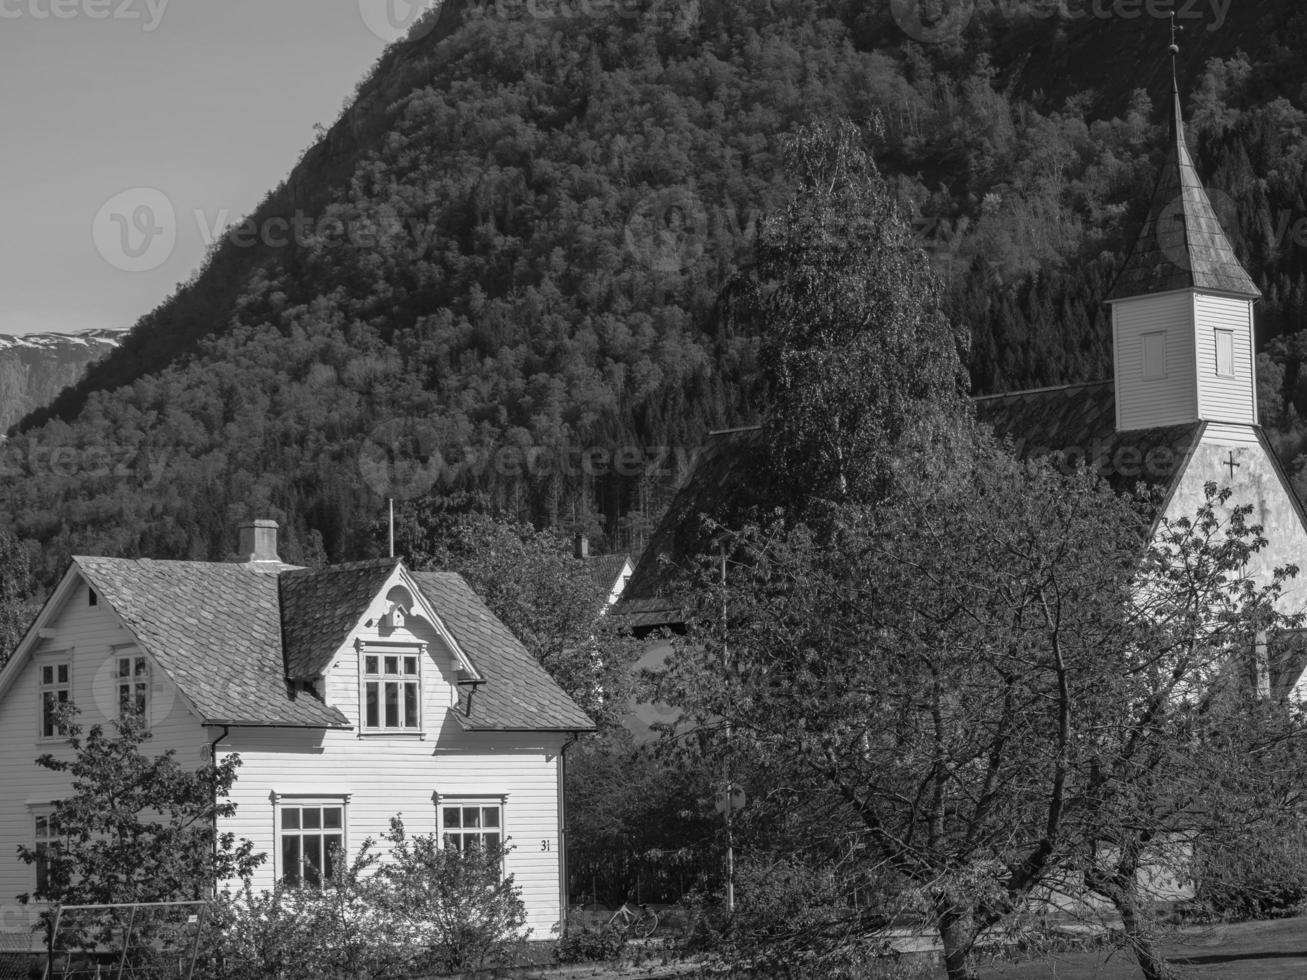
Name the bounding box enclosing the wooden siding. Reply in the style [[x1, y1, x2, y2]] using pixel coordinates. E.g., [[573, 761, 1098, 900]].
[[0, 572, 204, 905], [215, 566, 569, 935], [1114, 291, 1197, 430], [1194, 294, 1257, 425]]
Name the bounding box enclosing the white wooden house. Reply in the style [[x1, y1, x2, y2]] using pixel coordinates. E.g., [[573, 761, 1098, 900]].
[[0, 522, 594, 936]]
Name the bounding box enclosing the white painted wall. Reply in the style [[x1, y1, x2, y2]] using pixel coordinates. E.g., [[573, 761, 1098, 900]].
[[1114, 291, 1197, 430], [214, 566, 569, 936], [1194, 294, 1257, 425], [0, 572, 203, 906]]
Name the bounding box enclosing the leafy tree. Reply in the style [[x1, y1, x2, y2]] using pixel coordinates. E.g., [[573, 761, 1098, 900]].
[[656, 451, 1307, 980], [743, 118, 974, 505], [406, 508, 639, 733], [17, 707, 264, 905], [0, 528, 36, 669]]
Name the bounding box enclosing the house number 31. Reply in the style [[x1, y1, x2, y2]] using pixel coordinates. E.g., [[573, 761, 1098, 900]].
[[541, 839, 551, 851]]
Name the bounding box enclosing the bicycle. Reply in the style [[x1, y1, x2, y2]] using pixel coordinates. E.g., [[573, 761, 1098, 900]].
[[607, 901, 659, 939]]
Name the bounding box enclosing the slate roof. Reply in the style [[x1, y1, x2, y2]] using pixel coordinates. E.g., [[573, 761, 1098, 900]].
[[70, 556, 593, 733], [74, 557, 349, 729], [1106, 80, 1261, 302], [618, 385, 1207, 630], [586, 554, 631, 598], [974, 381, 1204, 501], [411, 572, 595, 731], [280, 559, 400, 680]]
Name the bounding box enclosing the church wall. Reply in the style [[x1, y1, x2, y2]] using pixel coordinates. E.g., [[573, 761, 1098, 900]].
[[1166, 428, 1307, 656], [1194, 295, 1257, 425], [1113, 292, 1196, 430]]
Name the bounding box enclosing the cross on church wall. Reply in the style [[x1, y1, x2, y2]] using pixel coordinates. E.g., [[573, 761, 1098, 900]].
[[1224, 451, 1241, 480]]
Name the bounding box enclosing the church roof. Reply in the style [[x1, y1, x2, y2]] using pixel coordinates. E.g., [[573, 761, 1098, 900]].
[[617, 384, 1206, 630], [975, 381, 1204, 499], [1105, 78, 1261, 302]]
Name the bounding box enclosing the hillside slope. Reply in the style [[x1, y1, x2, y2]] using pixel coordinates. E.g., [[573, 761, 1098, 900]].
[[4, 0, 1307, 586]]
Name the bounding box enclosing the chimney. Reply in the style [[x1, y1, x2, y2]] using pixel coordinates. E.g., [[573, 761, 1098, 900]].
[[573, 533, 590, 559], [237, 520, 281, 565]]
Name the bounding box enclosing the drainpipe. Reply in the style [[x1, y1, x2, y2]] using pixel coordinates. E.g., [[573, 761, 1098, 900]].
[[559, 732, 580, 935], [208, 726, 230, 899]]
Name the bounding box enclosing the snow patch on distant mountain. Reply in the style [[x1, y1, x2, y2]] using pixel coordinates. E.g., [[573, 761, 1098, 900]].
[[0, 328, 127, 431]]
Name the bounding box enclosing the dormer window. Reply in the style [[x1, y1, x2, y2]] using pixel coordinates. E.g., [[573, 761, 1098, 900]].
[[361, 648, 422, 732]]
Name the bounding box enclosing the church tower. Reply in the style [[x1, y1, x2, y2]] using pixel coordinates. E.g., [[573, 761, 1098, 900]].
[[1105, 70, 1261, 434]]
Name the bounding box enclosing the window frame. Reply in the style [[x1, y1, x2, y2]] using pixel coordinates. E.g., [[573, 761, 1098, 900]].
[[271, 793, 350, 889], [435, 794, 509, 865], [116, 652, 151, 722], [1215, 328, 1235, 378], [31, 806, 61, 896], [357, 641, 426, 735], [37, 654, 73, 740]]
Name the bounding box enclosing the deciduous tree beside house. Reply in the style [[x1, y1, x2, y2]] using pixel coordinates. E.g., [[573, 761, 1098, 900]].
[[658, 453, 1307, 980], [16, 705, 264, 905]]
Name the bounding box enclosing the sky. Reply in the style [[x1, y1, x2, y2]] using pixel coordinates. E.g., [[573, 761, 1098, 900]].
[[0, 0, 439, 336]]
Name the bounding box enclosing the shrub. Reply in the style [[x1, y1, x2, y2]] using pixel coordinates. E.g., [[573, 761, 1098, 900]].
[[553, 923, 626, 963], [377, 817, 529, 974], [199, 817, 528, 979]]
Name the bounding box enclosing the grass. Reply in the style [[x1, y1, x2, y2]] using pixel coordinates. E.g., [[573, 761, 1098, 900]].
[[987, 916, 1307, 979]]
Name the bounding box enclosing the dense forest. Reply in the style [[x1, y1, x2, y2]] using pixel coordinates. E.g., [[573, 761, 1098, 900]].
[[3, 0, 1307, 594]]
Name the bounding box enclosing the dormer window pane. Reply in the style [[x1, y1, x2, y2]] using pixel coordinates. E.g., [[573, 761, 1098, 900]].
[[385, 683, 400, 727], [404, 686, 418, 727]]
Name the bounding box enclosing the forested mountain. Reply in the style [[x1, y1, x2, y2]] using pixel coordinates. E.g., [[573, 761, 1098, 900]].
[[0, 329, 123, 432], [5, 0, 1307, 590]]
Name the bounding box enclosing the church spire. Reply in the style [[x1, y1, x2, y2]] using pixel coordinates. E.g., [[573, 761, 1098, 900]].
[[1105, 16, 1260, 302]]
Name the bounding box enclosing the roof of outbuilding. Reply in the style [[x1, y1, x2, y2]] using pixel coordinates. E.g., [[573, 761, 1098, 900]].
[[1105, 81, 1261, 302], [586, 553, 631, 596], [74, 557, 350, 729], [411, 572, 595, 731]]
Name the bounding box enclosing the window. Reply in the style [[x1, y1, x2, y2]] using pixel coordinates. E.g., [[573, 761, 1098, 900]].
[[363, 652, 420, 730], [1215, 329, 1235, 377], [88, 588, 97, 607], [117, 655, 149, 719], [34, 813, 60, 895], [1142, 331, 1167, 381], [441, 803, 502, 854], [280, 804, 344, 888], [40, 663, 71, 738]]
